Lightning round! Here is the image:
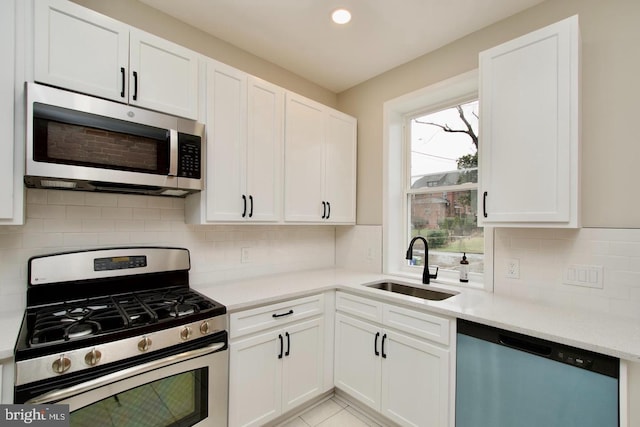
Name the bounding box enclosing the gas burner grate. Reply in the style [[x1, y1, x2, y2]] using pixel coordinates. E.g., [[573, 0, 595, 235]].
[[30, 299, 125, 346], [137, 288, 215, 320]]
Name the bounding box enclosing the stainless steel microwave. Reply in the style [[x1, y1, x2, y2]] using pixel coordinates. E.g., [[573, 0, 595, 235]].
[[25, 83, 204, 197]]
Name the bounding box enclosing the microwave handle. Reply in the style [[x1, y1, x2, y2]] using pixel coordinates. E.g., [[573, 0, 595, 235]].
[[169, 129, 178, 176], [26, 342, 226, 404]]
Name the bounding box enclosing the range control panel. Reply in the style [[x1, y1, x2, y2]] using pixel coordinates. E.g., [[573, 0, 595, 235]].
[[94, 255, 147, 271]]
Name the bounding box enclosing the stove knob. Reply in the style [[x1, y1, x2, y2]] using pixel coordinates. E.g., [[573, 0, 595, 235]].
[[84, 348, 102, 366], [52, 355, 71, 374], [180, 326, 192, 341], [138, 336, 152, 352], [200, 321, 210, 335]]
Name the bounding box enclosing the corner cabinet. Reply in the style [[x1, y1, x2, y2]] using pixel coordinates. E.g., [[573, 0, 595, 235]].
[[228, 294, 329, 427], [334, 292, 454, 427], [34, 0, 200, 119], [284, 93, 357, 224], [186, 60, 283, 223], [478, 15, 580, 228]]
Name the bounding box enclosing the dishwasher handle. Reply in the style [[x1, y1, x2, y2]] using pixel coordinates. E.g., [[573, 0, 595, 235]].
[[498, 334, 552, 357]]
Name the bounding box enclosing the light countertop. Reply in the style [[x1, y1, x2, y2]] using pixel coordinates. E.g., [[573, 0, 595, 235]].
[[2, 268, 639, 363], [195, 268, 640, 362], [0, 312, 23, 361]]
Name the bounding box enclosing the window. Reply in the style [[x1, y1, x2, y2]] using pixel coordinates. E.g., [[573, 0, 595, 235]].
[[407, 100, 483, 273], [383, 70, 493, 290]]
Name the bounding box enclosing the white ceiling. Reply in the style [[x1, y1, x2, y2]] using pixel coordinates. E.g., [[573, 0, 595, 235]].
[[139, 0, 545, 93]]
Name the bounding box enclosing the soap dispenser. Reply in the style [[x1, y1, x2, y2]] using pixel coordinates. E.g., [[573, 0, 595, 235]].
[[460, 253, 469, 283]]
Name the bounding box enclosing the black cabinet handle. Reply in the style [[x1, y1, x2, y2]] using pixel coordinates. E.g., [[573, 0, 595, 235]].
[[120, 67, 126, 98], [326, 201, 331, 219], [132, 71, 138, 101], [278, 334, 283, 359], [381, 333, 387, 359], [483, 191, 488, 218], [321, 201, 327, 219], [374, 332, 380, 356], [249, 195, 253, 218], [285, 332, 290, 357], [241, 195, 247, 218], [272, 309, 294, 318]]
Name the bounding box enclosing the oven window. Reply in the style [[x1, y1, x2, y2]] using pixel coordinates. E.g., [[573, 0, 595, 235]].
[[69, 368, 208, 427]]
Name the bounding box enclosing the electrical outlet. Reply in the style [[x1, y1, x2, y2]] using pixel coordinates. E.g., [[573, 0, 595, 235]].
[[506, 258, 520, 279], [241, 247, 251, 263]]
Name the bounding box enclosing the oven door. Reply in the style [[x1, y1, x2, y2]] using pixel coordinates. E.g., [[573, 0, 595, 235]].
[[28, 343, 227, 427]]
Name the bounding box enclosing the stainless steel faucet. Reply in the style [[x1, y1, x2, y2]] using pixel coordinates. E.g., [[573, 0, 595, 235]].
[[406, 236, 437, 284]]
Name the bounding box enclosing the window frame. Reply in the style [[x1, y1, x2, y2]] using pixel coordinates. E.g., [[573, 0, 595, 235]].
[[382, 69, 494, 291]]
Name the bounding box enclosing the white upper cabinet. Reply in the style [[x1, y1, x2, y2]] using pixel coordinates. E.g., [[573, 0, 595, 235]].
[[478, 15, 580, 227], [34, 0, 199, 119], [186, 60, 283, 223], [284, 93, 357, 224], [0, 0, 24, 225], [34, 0, 129, 103], [128, 29, 199, 119]]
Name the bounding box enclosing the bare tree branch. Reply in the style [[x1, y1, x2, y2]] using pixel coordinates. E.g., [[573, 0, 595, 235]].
[[414, 104, 478, 149]]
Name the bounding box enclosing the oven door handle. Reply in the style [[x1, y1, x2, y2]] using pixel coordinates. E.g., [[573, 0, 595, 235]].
[[26, 342, 226, 404]]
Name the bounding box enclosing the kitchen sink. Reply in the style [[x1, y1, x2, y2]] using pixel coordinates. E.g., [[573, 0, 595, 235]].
[[365, 281, 457, 301]]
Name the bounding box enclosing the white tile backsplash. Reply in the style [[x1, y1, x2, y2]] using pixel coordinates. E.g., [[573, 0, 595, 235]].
[[494, 228, 640, 319], [0, 189, 338, 313]]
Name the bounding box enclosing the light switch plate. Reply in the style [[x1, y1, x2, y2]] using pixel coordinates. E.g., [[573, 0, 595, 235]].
[[564, 264, 603, 289]]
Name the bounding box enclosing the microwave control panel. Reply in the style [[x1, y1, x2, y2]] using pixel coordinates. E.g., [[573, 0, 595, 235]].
[[178, 133, 201, 179]]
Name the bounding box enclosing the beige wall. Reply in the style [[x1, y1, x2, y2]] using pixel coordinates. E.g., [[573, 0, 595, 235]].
[[338, 0, 640, 227], [70, 0, 337, 108]]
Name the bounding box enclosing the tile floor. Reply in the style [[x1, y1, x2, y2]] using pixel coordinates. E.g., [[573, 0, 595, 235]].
[[280, 396, 383, 427]]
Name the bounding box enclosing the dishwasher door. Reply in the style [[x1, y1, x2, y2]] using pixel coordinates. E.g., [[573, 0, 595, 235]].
[[456, 319, 619, 427]]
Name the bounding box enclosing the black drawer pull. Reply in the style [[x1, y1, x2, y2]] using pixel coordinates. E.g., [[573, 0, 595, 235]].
[[272, 309, 294, 318], [285, 332, 290, 356], [483, 191, 488, 218], [381, 333, 387, 358], [374, 331, 380, 356], [242, 195, 247, 218], [278, 334, 283, 359], [120, 67, 125, 98], [132, 71, 138, 101]]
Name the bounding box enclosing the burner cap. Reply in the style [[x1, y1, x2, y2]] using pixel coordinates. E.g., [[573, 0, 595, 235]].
[[170, 304, 195, 318], [67, 322, 97, 339]]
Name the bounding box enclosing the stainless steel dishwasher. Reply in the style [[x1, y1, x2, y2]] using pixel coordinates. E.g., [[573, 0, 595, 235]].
[[456, 319, 619, 427]]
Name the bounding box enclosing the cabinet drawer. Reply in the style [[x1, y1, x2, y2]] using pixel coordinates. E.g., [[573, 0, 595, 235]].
[[230, 294, 324, 338], [336, 292, 383, 323], [383, 304, 450, 345]]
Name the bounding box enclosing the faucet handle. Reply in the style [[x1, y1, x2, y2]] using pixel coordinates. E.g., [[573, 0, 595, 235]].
[[428, 265, 439, 279]]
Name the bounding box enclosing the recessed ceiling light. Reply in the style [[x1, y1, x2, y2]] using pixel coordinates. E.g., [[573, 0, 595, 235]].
[[331, 8, 352, 25]]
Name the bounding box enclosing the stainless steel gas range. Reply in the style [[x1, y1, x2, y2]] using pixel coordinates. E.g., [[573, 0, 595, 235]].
[[13, 247, 228, 427]]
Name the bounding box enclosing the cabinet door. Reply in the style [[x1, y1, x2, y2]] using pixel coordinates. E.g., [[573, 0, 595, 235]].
[[334, 313, 381, 411], [205, 61, 248, 222], [284, 93, 325, 222], [282, 318, 324, 413], [129, 29, 199, 119], [34, 0, 129, 103], [381, 330, 450, 427], [479, 15, 579, 226], [324, 110, 357, 223], [229, 330, 282, 427], [0, 0, 15, 221], [247, 77, 284, 222]]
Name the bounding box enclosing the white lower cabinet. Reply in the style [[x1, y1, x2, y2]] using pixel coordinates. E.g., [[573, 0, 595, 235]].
[[334, 292, 453, 427], [228, 295, 326, 427]]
